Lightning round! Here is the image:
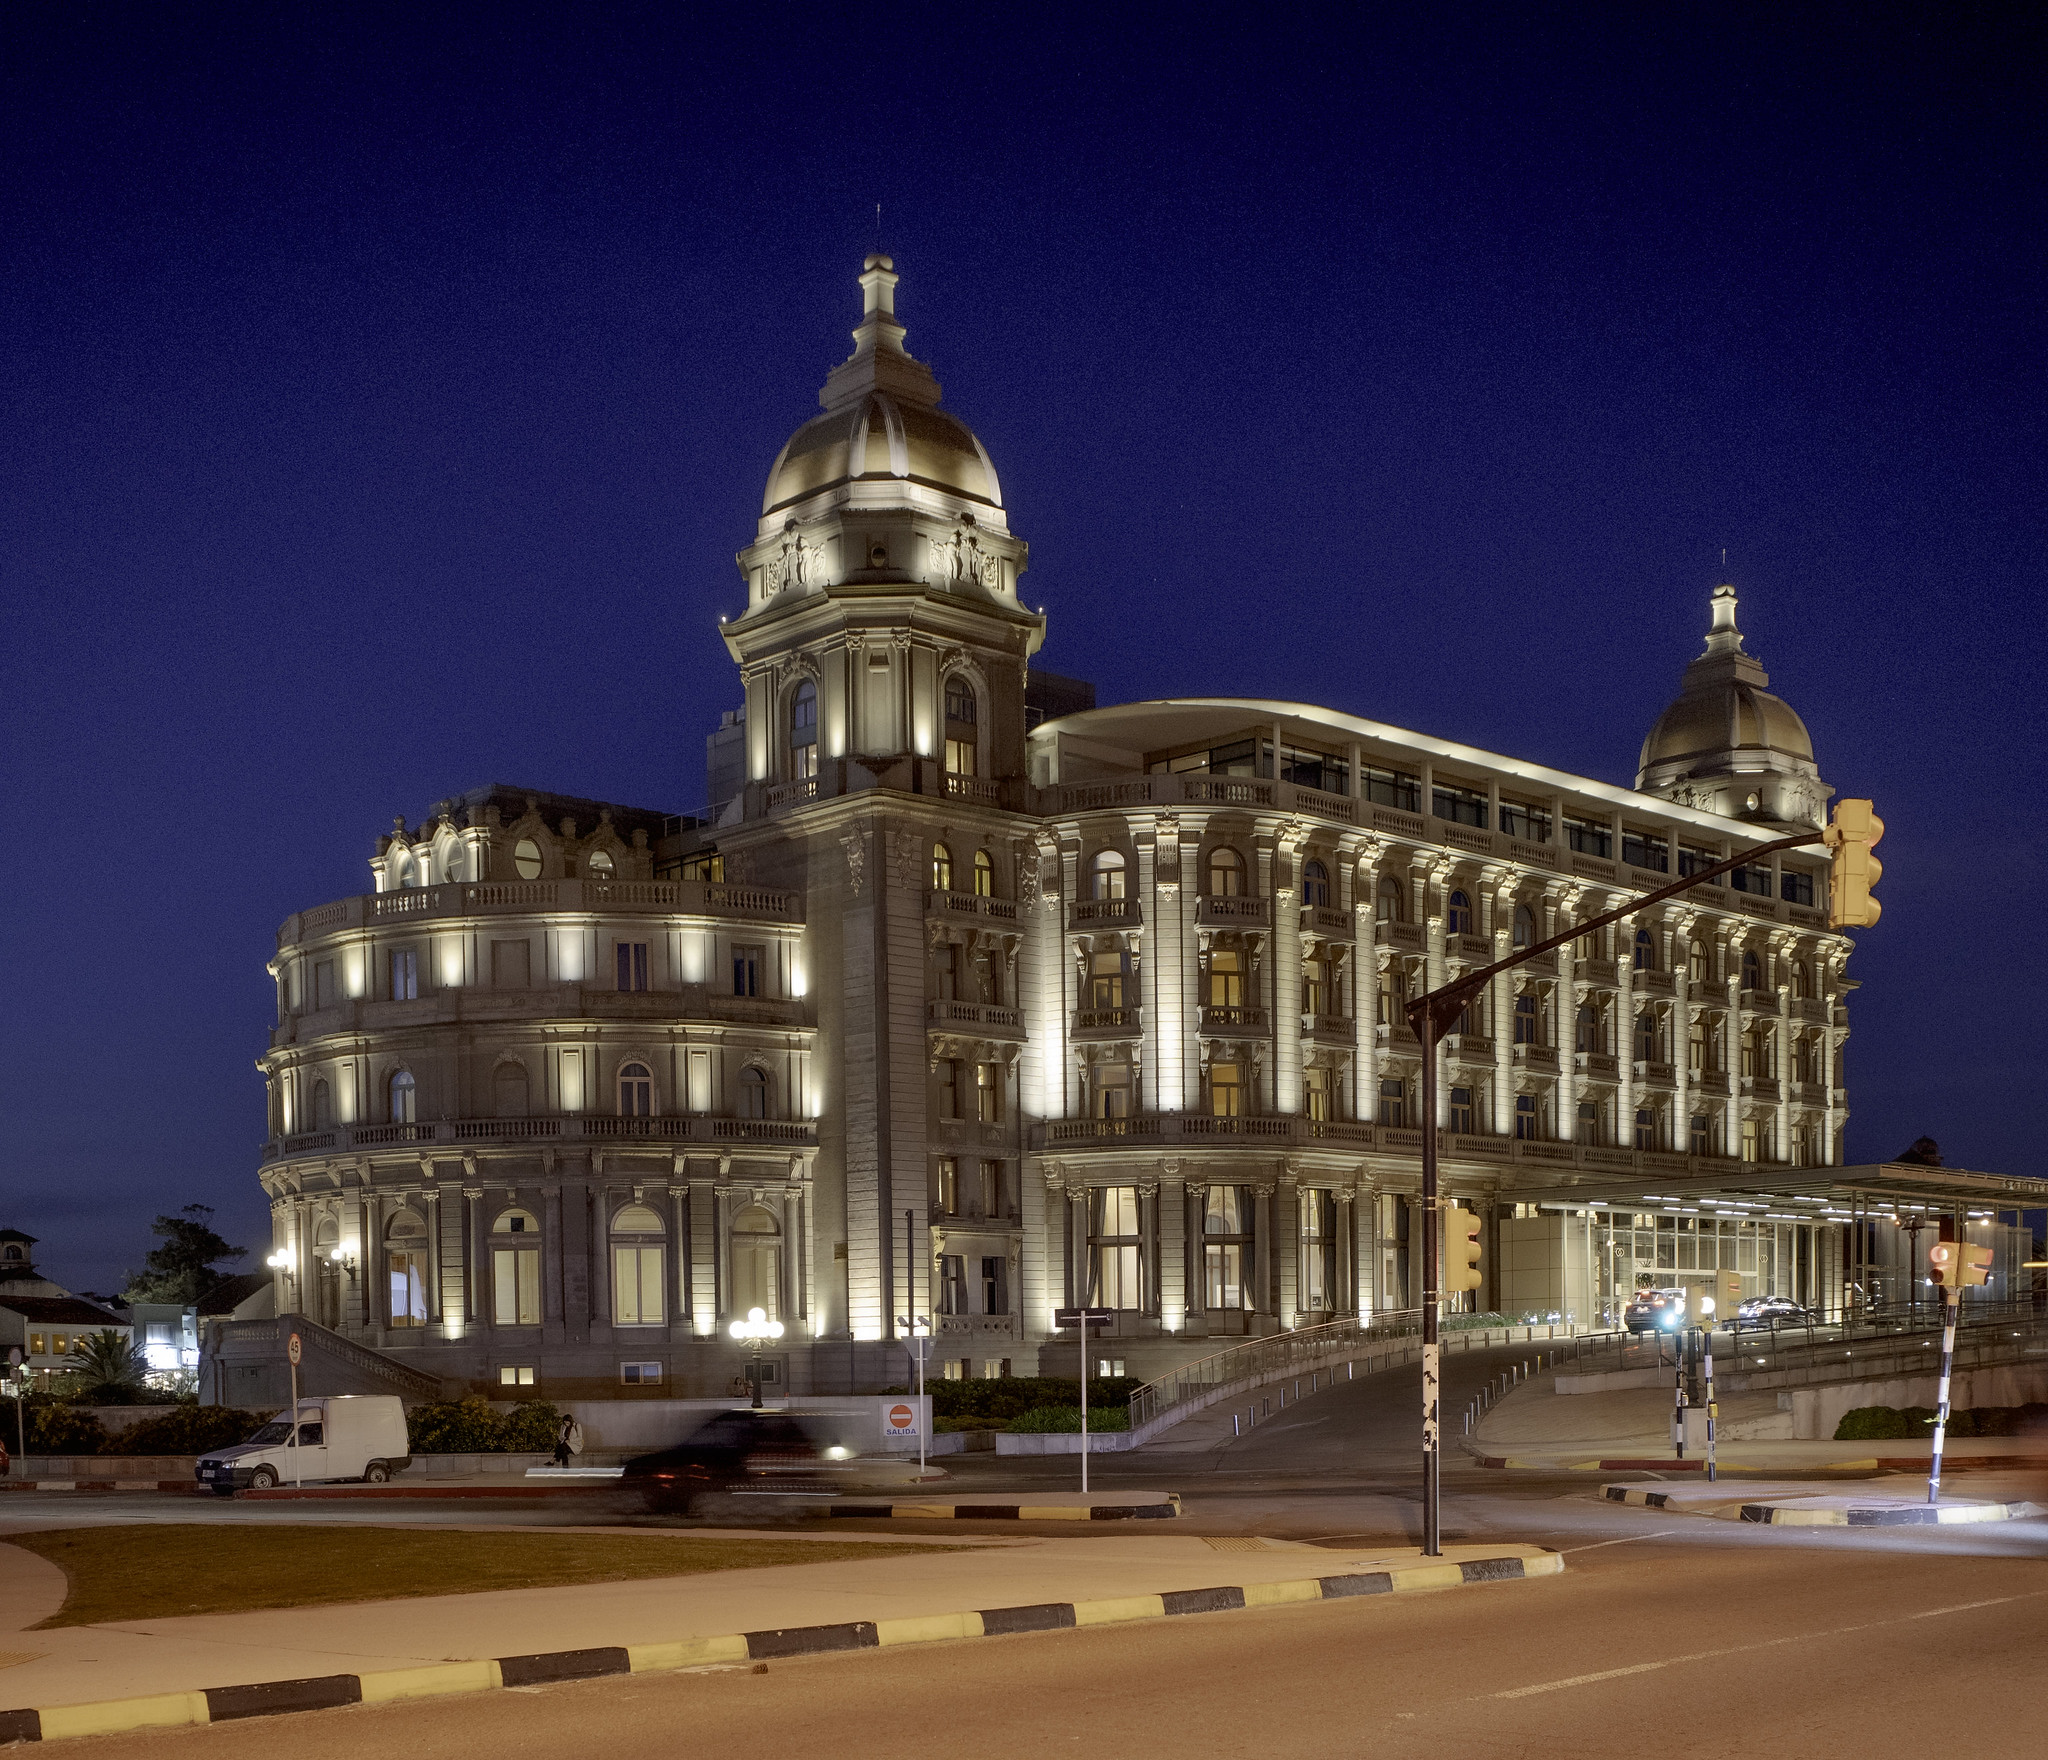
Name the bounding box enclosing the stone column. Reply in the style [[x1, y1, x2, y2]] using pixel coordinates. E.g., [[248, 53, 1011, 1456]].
[[1157, 1159, 1185, 1330], [1275, 1168, 1299, 1322], [690, 1171, 718, 1335]]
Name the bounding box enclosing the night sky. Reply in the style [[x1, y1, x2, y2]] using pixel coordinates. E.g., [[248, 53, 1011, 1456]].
[[4, 5, 2043, 1294]]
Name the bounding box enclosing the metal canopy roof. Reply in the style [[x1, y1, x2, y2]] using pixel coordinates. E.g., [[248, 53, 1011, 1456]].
[[1511, 1160, 2048, 1218]]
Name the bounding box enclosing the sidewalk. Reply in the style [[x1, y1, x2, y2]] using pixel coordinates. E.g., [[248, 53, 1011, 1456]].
[[0, 1524, 1558, 1734]]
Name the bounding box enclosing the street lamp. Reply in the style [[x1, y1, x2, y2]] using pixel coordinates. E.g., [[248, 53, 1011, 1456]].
[[728, 1306, 784, 1409]]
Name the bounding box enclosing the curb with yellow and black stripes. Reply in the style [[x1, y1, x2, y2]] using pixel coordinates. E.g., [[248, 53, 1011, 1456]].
[[0, 1550, 1561, 1742]]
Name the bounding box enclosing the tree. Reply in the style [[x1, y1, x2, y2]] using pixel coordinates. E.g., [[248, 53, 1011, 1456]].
[[66, 1330, 148, 1399], [124, 1205, 246, 1303]]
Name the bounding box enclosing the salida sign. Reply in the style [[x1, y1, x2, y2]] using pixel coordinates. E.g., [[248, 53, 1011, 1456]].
[[884, 1401, 920, 1439]]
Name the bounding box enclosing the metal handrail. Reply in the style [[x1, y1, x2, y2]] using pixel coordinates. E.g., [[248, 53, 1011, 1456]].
[[1127, 1310, 1427, 1432]]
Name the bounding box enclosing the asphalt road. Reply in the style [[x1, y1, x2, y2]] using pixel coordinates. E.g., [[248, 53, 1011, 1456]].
[[47, 1535, 2048, 1760]]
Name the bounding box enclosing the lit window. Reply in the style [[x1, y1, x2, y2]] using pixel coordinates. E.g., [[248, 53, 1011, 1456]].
[[944, 681, 977, 777], [1208, 847, 1244, 897], [1203, 1186, 1253, 1310], [1635, 1108, 1656, 1151], [936, 1157, 959, 1213], [499, 1366, 537, 1386], [610, 1204, 667, 1327], [1376, 876, 1405, 923], [586, 849, 614, 876], [975, 1061, 1002, 1123], [1207, 949, 1244, 1007], [789, 681, 818, 780], [385, 1211, 429, 1328], [1449, 1087, 1474, 1134], [514, 838, 543, 880], [973, 849, 994, 897], [1209, 1062, 1243, 1117], [492, 1209, 541, 1326], [1299, 1187, 1337, 1311], [932, 843, 954, 891], [1090, 949, 1128, 1009], [618, 1062, 653, 1117], [1092, 849, 1126, 899], [1301, 859, 1329, 907], [1094, 1062, 1132, 1119], [731, 1205, 781, 1317], [389, 1069, 416, 1123], [1688, 940, 1710, 983], [1088, 1186, 1144, 1310]]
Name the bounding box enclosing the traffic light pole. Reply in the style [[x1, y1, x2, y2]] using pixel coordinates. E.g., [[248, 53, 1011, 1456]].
[[1927, 1288, 1959, 1505], [1404, 824, 1835, 1556]]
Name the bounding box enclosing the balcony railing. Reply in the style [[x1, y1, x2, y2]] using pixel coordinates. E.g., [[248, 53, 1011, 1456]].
[[1634, 1060, 1678, 1088], [1575, 1051, 1620, 1077], [945, 774, 1002, 805], [926, 889, 1020, 922], [1073, 1006, 1142, 1036], [1378, 920, 1424, 951], [1512, 1043, 1559, 1072], [1443, 1033, 1494, 1063], [1300, 906, 1354, 938], [1199, 1005, 1269, 1034], [263, 1114, 818, 1162], [281, 879, 804, 947], [1196, 896, 1272, 928], [927, 999, 1026, 1035], [1071, 896, 1141, 927], [1634, 969, 1676, 995], [1742, 1075, 1783, 1101], [764, 776, 817, 811], [1304, 1013, 1355, 1041], [1577, 958, 1619, 985]]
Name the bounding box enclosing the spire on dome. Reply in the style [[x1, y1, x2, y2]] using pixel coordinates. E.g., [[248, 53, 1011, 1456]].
[[1704, 582, 1745, 656], [820, 253, 942, 413]]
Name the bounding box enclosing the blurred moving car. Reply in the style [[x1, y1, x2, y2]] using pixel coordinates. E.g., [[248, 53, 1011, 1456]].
[[621, 1409, 859, 1515], [1735, 1295, 1816, 1327], [1623, 1289, 1686, 1332]]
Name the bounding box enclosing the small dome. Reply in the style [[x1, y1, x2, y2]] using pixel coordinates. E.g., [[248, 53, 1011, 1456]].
[[761, 254, 1004, 522], [1640, 677, 1814, 772]]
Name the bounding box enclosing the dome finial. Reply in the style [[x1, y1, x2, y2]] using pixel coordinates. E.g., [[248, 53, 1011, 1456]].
[[1705, 582, 1745, 656], [856, 253, 902, 353]]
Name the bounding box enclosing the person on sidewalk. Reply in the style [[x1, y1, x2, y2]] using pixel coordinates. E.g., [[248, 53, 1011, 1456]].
[[552, 1413, 583, 1468]]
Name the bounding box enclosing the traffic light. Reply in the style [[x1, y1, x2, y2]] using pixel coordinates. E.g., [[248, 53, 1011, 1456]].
[[1929, 1239, 1993, 1289], [1684, 1284, 1719, 1328], [1823, 798, 1883, 929], [1444, 1206, 1483, 1292], [1715, 1269, 1743, 1315]]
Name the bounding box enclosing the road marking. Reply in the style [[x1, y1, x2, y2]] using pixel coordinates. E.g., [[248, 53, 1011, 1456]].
[[1493, 1588, 2048, 1700], [1556, 1530, 1682, 1552]]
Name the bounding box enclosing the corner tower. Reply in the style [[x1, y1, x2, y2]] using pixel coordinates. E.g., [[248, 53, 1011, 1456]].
[[1637, 584, 1830, 828], [722, 256, 1045, 812]]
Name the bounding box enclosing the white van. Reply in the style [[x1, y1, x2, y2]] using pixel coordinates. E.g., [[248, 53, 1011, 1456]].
[[197, 1395, 413, 1494]]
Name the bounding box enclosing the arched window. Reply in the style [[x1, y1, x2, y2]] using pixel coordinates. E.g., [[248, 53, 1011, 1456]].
[[788, 680, 818, 780], [390, 851, 416, 890], [514, 837, 543, 880], [1447, 889, 1472, 935], [1512, 903, 1535, 950], [618, 1062, 653, 1118], [1208, 847, 1244, 897], [586, 848, 615, 876], [440, 844, 466, 884], [384, 1211, 429, 1328], [973, 849, 994, 897], [1633, 928, 1655, 971], [943, 677, 977, 776], [312, 1079, 333, 1130], [737, 1065, 769, 1120], [1688, 939, 1710, 983], [1301, 859, 1329, 907], [932, 843, 954, 892], [1376, 876, 1405, 923], [389, 1069, 415, 1123], [493, 1061, 530, 1119], [1092, 850, 1126, 900], [1741, 949, 1762, 992], [731, 1205, 781, 1320], [491, 1208, 540, 1325], [1791, 960, 1811, 999], [610, 1204, 666, 1327]]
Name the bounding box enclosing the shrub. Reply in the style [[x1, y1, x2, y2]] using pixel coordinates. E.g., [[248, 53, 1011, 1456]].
[[907, 1377, 1145, 1427], [25, 1402, 110, 1455], [405, 1395, 562, 1454], [1833, 1406, 1909, 1440], [110, 1407, 264, 1457], [1006, 1404, 1132, 1434], [1443, 1312, 1511, 1332]]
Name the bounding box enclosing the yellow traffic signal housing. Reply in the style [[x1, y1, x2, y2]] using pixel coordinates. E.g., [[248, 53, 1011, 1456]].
[[1684, 1284, 1718, 1328], [1445, 1206, 1483, 1293], [1824, 798, 1884, 928], [1929, 1240, 1993, 1289]]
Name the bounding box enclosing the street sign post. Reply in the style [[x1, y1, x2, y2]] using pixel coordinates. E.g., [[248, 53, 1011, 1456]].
[[1053, 1307, 1114, 1494], [286, 1329, 303, 1488], [5, 1347, 23, 1465]]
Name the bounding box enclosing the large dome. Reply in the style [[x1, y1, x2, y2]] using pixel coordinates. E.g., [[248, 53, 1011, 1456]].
[[763, 391, 1002, 518], [1640, 675, 1814, 772], [760, 254, 1004, 524]]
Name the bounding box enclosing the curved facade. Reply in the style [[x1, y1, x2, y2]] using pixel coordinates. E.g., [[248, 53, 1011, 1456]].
[[255, 259, 1865, 1397]]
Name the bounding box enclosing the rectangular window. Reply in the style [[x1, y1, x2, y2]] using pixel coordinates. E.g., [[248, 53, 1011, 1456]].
[[1431, 783, 1488, 828], [1303, 1066, 1331, 1122], [1359, 765, 1421, 812], [499, 1365, 536, 1387], [945, 736, 977, 776], [1299, 1187, 1337, 1312], [980, 1255, 1004, 1314], [1780, 869, 1815, 906], [978, 1159, 1001, 1217], [1564, 817, 1613, 858], [1621, 831, 1669, 873], [390, 948, 418, 1001], [28, 1333, 45, 1355], [1514, 1094, 1538, 1140], [1499, 800, 1552, 843], [1448, 1087, 1474, 1134], [1095, 1062, 1132, 1118], [493, 1248, 541, 1325], [1090, 950, 1128, 1009], [1201, 1185, 1253, 1314], [620, 1362, 663, 1385], [1730, 864, 1773, 896], [938, 1060, 959, 1118], [976, 1061, 1002, 1123], [1278, 745, 1347, 794], [1088, 1185, 1144, 1310], [1377, 1077, 1407, 1128], [1302, 956, 1328, 1016], [612, 1245, 666, 1325], [939, 1254, 967, 1315], [616, 942, 649, 992], [1207, 949, 1244, 1007], [1210, 1062, 1243, 1117], [1741, 1118, 1761, 1163], [1678, 845, 1720, 880], [732, 945, 762, 997], [936, 1157, 959, 1214], [1691, 1114, 1710, 1156], [1578, 1099, 1601, 1145]]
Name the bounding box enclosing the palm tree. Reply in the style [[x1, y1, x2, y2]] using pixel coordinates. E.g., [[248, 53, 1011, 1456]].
[[66, 1330, 147, 1398]]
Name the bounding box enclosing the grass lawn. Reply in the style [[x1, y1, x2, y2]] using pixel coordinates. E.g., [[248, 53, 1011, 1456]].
[[9, 1526, 957, 1629]]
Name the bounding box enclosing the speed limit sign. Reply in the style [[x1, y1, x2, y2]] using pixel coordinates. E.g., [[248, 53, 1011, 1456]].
[[287, 1331, 302, 1367]]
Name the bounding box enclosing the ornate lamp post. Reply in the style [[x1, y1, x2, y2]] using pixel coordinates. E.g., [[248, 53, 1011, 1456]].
[[728, 1307, 784, 1408]]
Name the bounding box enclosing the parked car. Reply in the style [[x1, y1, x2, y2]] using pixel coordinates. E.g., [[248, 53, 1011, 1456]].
[[196, 1394, 412, 1494], [621, 1410, 858, 1515], [1624, 1289, 1686, 1333], [1736, 1295, 1816, 1327]]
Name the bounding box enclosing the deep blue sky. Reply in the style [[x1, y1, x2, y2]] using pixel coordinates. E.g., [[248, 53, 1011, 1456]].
[[4, 5, 2043, 1293]]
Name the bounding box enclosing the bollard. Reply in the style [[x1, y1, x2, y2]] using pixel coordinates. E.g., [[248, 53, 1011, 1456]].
[[1234, 1412, 1241, 1438]]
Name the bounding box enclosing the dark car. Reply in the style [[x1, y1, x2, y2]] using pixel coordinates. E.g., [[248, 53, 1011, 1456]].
[[1624, 1288, 1685, 1333], [621, 1410, 857, 1516], [1735, 1295, 1816, 1327]]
